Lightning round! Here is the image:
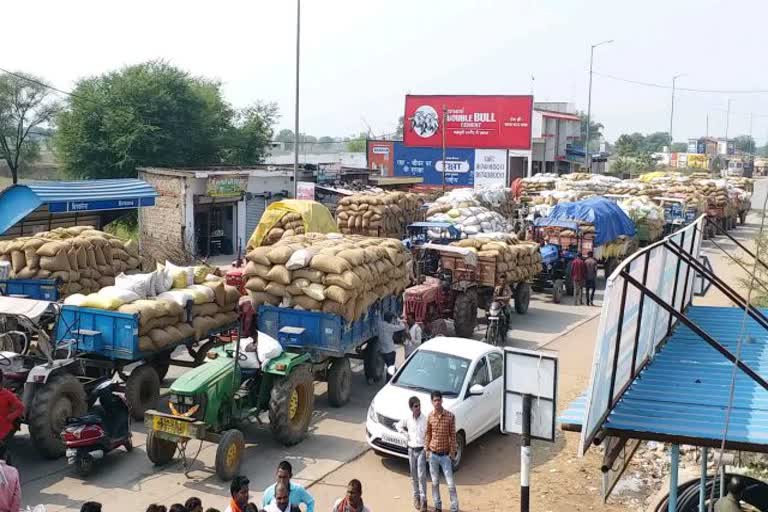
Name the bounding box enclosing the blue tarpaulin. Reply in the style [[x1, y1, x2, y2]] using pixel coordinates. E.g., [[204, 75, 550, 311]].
[[545, 197, 635, 246]]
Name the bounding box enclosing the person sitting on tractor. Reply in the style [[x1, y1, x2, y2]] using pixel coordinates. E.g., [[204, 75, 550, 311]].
[[0, 370, 23, 450]]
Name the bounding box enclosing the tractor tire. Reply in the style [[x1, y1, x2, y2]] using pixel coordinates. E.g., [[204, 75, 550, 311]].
[[514, 283, 531, 315], [147, 430, 177, 466], [126, 364, 161, 420], [28, 373, 87, 459], [327, 357, 352, 407], [552, 279, 563, 304], [269, 364, 315, 446], [363, 338, 385, 384], [151, 354, 171, 382], [453, 291, 478, 338], [215, 429, 245, 481]]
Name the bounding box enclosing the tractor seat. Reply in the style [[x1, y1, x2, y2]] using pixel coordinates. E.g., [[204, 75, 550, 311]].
[[66, 414, 103, 426]]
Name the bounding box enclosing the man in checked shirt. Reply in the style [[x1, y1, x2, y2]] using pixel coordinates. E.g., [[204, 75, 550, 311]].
[[424, 390, 458, 512]]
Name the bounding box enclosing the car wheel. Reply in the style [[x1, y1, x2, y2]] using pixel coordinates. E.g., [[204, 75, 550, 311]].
[[452, 431, 466, 472]]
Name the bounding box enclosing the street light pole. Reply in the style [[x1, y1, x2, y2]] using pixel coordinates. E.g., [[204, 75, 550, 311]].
[[669, 74, 683, 150], [585, 39, 613, 173], [293, 0, 301, 197]]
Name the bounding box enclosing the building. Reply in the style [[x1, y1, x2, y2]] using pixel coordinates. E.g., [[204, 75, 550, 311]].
[[138, 166, 293, 263], [531, 102, 582, 175]]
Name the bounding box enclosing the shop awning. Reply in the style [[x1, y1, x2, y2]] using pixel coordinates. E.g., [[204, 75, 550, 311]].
[[0, 179, 157, 235]]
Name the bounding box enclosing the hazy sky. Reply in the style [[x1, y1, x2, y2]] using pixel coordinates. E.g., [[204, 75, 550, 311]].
[[5, 0, 768, 144]]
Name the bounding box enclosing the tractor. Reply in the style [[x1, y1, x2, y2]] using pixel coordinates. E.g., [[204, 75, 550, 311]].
[[144, 339, 315, 481]]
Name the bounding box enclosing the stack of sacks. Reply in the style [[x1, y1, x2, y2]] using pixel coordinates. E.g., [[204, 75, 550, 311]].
[[520, 174, 558, 195], [261, 212, 306, 246], [619, 197, 665, 242], [427, 206, 512, 236], [244, 233, 411, 322], [0, 226, 141, 297], [64, 262, 241, 353], [693, 179, 730, 207], [425, 189, 481, 218], [594, 236, 636, 260], [336, 191, 424, 238], [608, 180, 656, 197], [726, 177, 754, 193], [472, 186, 518, 218], [555, 174, 621, 196], [450, 236, 542, 283], [527, 190, 579, 207]]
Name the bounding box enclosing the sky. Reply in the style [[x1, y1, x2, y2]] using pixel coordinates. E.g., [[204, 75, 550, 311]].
[[4, 0, 768, 144]]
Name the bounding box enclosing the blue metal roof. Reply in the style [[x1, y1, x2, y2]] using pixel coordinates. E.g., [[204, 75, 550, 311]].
[[0, 179, 157, 235], [561, 305, 768, 450]]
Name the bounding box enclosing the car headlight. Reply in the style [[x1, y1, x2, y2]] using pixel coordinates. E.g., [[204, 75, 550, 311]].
[[368, 404, 378, 424]]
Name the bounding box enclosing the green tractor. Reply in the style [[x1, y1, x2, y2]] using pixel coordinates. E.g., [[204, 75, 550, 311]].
[[144, 342, 315, 481]]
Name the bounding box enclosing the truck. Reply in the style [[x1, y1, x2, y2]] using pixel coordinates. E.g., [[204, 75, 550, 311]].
[[143, 296, 401, 481]]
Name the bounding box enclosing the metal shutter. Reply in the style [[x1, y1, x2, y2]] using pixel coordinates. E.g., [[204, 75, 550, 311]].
[[246, 196, 267, 242]]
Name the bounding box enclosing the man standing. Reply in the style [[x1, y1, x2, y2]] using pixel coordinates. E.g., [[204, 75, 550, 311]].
[[262, 461, 315, 512], [570, 254, 586, 305], [375, 312, 406, 383], [404, 315, 422, 359], [0, 370, 23, 449], [332, 479, 370, 512], [584, 251, 598, 306], [226, 475, 250, 512], [715, 476, 747, 512], [0, 444, 20, 512], [396, 396, 428, 511], [264, 482, 300, 512], [424, 391, 458, 512]]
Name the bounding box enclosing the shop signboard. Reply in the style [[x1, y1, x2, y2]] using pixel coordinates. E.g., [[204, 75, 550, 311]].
[[207, 176, 247, 198], [687, 139, 698, 154], [48, 196, 155, 213], [366, 141, 395, 176], [403, 95, 533, 150], [392, 142, 474, 187], [474, 149, 508, 189], [296, 181, 315, 200], [687, 154, 709, 169]]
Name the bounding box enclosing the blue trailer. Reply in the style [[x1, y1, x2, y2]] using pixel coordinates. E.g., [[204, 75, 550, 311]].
[[258, 295, 402, 407], [0, 278, 60, 301], [52, 304, 240, 420]]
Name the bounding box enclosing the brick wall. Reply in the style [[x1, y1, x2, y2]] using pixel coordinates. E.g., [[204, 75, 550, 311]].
[[139, 171, 188, 264]]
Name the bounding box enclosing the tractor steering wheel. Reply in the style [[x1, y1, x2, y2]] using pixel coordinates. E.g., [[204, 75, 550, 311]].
[[0, 352, 11, 367], [225, 349, 248, 361]]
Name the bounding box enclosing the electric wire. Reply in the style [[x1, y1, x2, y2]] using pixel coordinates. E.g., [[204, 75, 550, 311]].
[[593, 71, 768, 95]]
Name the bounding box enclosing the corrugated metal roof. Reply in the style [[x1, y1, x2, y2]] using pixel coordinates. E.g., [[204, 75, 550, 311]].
[[562, 305, 768, 451], [0, 179, 157, 235]]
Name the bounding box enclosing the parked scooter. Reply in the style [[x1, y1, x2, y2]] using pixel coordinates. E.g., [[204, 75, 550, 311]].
[[62, 380, 132, 476]]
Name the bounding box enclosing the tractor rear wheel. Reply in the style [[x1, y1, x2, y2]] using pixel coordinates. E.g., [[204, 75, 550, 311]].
[[552, 279, 563, 304], [28, 373, 87, 459], [269, 364, 315, 446], [147, 430, 177, 466], [327, 357, 352, 407], [453, 291, 478, 338], [514, 283, 531, 314], [151, 353, 171, 382], [363, 338, 385, 384], [215, 429, 245, 481], [126, 364, 161, 420]]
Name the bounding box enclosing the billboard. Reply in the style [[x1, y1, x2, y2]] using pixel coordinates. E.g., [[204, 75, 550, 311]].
[[392, 142, 475, 187], [403, 95, 533, 150], [296, 181, 315, 200], [366, 141, 395, 176], [687, 154, 708, 169], [474, 149, 508, 188]]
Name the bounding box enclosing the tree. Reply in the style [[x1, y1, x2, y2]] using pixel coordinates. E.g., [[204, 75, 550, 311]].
[[670, 142, 687, 152], [275, 129, 295, 142], [0, 72, 60, 184], [318, 136, 335, 144], [395, 116, 404, 140], [54, 61, 275, 178], [732, 134, 756, 154], [615, 133, 645, 156], [578, 111, 603, 152], [345, 132, 367, 152], [219, 102, 279, 165], [642, 132, 672, 153]]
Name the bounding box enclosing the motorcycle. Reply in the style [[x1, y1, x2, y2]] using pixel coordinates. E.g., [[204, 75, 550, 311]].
[[484, 298, 511, 347], [62, 380, 132, 476]]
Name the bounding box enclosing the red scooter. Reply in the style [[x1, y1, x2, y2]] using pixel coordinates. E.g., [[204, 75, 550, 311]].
[[62, 380, 132, 476]]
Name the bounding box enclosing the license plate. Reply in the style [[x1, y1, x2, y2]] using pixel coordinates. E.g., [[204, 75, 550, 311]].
[[152, 416, 191, 438], [66, 449, 77, 457], [382, 432, 407, 448]]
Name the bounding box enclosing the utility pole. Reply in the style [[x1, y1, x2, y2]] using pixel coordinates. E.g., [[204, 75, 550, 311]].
[[293, 0, 301, 197], [669, 74, 684, 149], [441, 105, 447, 192], [725, 99, 732, 140], [585, 40, 613, 172], [705, 114, 709, 138]]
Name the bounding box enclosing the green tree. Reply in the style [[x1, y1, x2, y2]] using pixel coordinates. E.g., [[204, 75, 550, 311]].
[[345, 132, 367, 152], [395, 116, 404, 140], [578, 111, 604, 152], [642, 132, 672, 153], [318, 136, 335, 144], [615, 132, 645, 156], [670, 142, 688, 152], [220, 102, 279, 165], [0, 72, 60, 184], [54, 61, 257, 179], [275, 129, 295, 142], [732, 134, 756, 154]]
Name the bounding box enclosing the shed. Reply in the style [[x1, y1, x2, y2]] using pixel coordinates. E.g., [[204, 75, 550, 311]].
[[0, 179, 157, 239]]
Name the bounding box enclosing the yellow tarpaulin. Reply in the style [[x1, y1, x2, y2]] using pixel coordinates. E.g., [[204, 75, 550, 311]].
[[247, 199, 338, 249]]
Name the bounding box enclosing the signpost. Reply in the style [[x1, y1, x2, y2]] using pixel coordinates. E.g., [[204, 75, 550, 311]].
[[502, 347, 558, 512]]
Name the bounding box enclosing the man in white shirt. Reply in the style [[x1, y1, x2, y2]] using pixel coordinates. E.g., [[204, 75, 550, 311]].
[[376, 312, 406, 382], [396, 396, 428, 512], [404, 315, 423, 359]]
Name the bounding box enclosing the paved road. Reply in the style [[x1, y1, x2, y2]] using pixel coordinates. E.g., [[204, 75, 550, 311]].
[[17, 280, 604, 510]]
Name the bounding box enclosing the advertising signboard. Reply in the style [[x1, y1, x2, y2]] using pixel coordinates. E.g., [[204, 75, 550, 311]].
[[474, 149, 508, 188], [687, 154, 708, 169], [392, 142, 474, 187], [366, 141, 395, 176], [207, 176, 247, 198], [403, 95, 533, 150], [296, 181, 315, 200]]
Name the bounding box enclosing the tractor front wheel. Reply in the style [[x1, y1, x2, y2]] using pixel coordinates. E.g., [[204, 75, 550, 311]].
[[215, 429, 245, 481], [327, 357, 352, 407], [453, 291, 478, 338], [146, 430, 177, 466], [269, 364, 315, 446], [126, 364, 161, 420], [514, 283, 531, 314]]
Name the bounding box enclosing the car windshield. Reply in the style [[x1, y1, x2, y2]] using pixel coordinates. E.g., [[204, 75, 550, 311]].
[[393, 349, 470, 397]]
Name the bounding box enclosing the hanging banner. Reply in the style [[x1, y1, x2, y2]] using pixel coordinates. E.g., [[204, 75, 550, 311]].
[[392, 142, 474, 187], [404, 95, 533, 150], [474, 149, 509, 189], [366, 141, 395, 176]]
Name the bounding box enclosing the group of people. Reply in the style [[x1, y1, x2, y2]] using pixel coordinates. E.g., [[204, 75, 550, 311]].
[[568, 251, 598, 306], [373, 312, 423, 384]]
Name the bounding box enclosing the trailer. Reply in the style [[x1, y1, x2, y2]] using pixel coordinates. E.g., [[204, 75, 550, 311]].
[[258, 295, 401, 406], [0, 278, 60, 301]]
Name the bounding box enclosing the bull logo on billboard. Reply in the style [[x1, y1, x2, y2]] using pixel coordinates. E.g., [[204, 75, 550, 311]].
[[410, 105, 439, 138]]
